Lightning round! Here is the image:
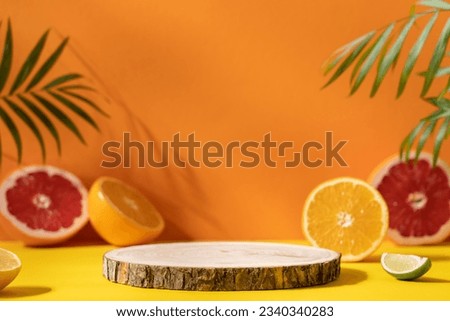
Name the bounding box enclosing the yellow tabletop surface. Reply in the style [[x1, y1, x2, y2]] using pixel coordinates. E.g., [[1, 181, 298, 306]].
[[0, 240, 449, 301]]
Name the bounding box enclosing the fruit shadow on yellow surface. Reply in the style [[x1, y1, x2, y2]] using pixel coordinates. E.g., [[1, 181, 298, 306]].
[[322, 268, 367, 287], [360, 255, 382, 263], [413, 277, 450, 283], [0, 286, 52, 299]]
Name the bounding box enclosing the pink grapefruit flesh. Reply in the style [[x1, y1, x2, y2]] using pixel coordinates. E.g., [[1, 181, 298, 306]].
[[370, 154, 450, 245], [0, 165, 88, 246]]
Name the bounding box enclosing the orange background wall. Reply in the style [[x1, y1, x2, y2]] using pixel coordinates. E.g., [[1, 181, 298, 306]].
[[0, 0, 449, 242]]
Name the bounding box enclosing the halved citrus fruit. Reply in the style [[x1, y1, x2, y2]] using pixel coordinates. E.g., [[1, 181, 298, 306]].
[[88, 176, 165, 246], [302, 177, 389, 262], [369, 153, 450, 245], [0, 165, 89, 246], [0, 248, 21, 290], [381, 253, 431, 280]]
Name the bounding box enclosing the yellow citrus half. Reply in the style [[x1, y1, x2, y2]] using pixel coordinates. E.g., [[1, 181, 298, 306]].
[[302, 177, 389, 262], [0, 248, 21, 290], [88, 177, 165, 246]]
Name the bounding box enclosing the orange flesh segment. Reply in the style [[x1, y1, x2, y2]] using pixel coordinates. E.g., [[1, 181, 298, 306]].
[[305, 179, 387, 260], [101, 180, 161, 228]]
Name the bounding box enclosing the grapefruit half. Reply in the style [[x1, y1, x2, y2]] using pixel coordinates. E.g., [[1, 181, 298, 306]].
[[369, 153, 450, 245], [0, 165, 89, 246]]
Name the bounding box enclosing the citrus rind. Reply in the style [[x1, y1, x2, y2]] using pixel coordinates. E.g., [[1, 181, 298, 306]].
[[88, 176, 165, 246], [381, 253, 431, 281]]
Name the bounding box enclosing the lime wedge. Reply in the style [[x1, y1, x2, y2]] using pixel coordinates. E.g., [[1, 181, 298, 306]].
[[381, 253, 431, 280]]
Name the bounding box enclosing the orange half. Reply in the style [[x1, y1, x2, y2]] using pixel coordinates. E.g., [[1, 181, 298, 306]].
[[302, 177, 389, 262], [88, 177, 165, 246]]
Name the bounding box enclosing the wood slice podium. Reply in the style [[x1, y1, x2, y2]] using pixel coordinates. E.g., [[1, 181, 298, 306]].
[[103, 242, 341, 291]]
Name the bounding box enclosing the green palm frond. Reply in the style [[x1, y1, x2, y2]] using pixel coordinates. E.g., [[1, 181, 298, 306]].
[[400, 98, 450, 165], [0, 20, 13, 93], [398, 11, 438, 97], [323, 0, 450, 165], [420, 0, 450, 10], [0, 18, 109, 164]]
